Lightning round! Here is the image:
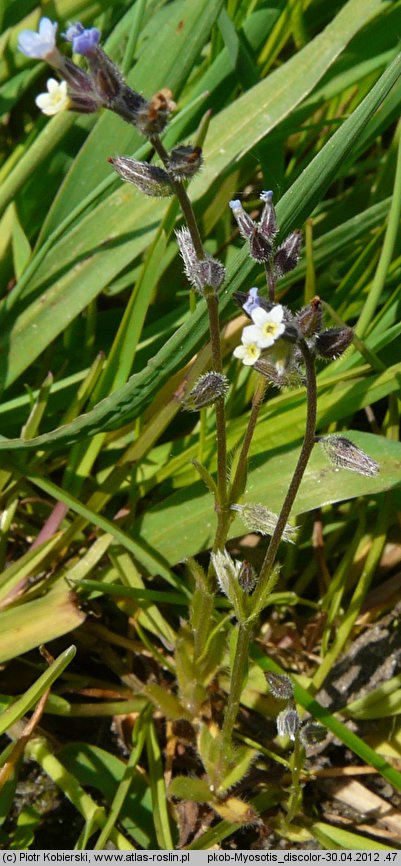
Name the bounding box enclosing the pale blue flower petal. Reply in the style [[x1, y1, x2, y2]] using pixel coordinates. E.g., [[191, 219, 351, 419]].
[[18, 17, 57, 58], [243, 287, 260, 316]]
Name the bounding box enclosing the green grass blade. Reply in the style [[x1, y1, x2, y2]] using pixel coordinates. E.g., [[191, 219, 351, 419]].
[[0, 645, 76, 735], [146, 720, 174, 849], [94, 707, 151, 850], [311, 822, 393, 851]]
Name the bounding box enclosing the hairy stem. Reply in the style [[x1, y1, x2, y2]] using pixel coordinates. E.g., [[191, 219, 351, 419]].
[[266, 265, 276, 303], [151, 136, 204, 257], [286, 735, 303, 823], [151, 137, 228, 544], [206, 293, 227, 513], [221, 620, 253, 743], [221, 343, 317, 742]]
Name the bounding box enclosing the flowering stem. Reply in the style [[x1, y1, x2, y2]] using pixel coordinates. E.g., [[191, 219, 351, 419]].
[[266, 265, 276, 303], [253, 341, 317, 605], [206, 291, 228, 527], [150, 136, 228, 539], [221, 620, 253, 744], [150, 136, 204, 258], [221, 343, 316, 745], [286, 735, 303, 823], [229, 374, 268, 505]]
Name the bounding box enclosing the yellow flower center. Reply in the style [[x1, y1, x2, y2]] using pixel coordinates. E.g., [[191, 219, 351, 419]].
[[262, 322, 279, 338], [248, 343, 259, 358]]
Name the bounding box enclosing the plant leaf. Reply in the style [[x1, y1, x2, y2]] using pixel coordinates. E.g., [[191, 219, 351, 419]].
[[169, 776, 213, 803], [0, 645, 76, 735], [0, 581, 85, 663], [131, 431, 401, 564]]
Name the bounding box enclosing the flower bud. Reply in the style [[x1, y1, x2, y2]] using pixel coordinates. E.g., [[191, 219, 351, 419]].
[[231, 503, 297, 542], [135, 88, 176, 136], [59, 56, 95, 90], [166, 145, 203, 181], [299, 721, 326, 747], [182, 372, 229, 411], [237, 560, 256, 595], [276, 707, 300, 741], [254, 353, 304, 388], [315, 327, 353, 359], [233, 287, 271, 318], [86, 45, 125, 102], [65, 32, 148, 123], [229, 195, 279, 262], [57, 57, 102, 113], [117, 87, 149, 124], [274, 230, 302, 278], [211, 549, 241, 602], [249, 228, 273, 263], [265, 672, 294, 701], [295, 297, 323, 337], [175, 227, 225, 293], [229, 199, 255, 240], [317, 435, 379, 477], [64, 22, 100, 55], [258, 190, 278, 239], [108, 156, 173, 197]]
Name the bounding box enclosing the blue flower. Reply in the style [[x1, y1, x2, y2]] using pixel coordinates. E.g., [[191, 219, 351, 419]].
[[64, 23, 84, 41], [65, 22, 100, 56], [18, 17, 58, 59], [242, 287, 261, 316]]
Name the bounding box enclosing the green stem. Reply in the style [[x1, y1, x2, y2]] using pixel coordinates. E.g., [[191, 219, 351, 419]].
[[206, 293, 227, 511], [222, 620, 253, 743], [230, 374, 268, 505], [286, 735, 304, 822], [253, 342, 317, 609], [221, 347, 316, 744], [290, 0, 308, 49]]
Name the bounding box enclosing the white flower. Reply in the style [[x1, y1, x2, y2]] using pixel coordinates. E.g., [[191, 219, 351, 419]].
[[233, 331, 262, 366], [35, 79, 70, 115], [18, 17, 58, 59], [243, 304, 285, 349]]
